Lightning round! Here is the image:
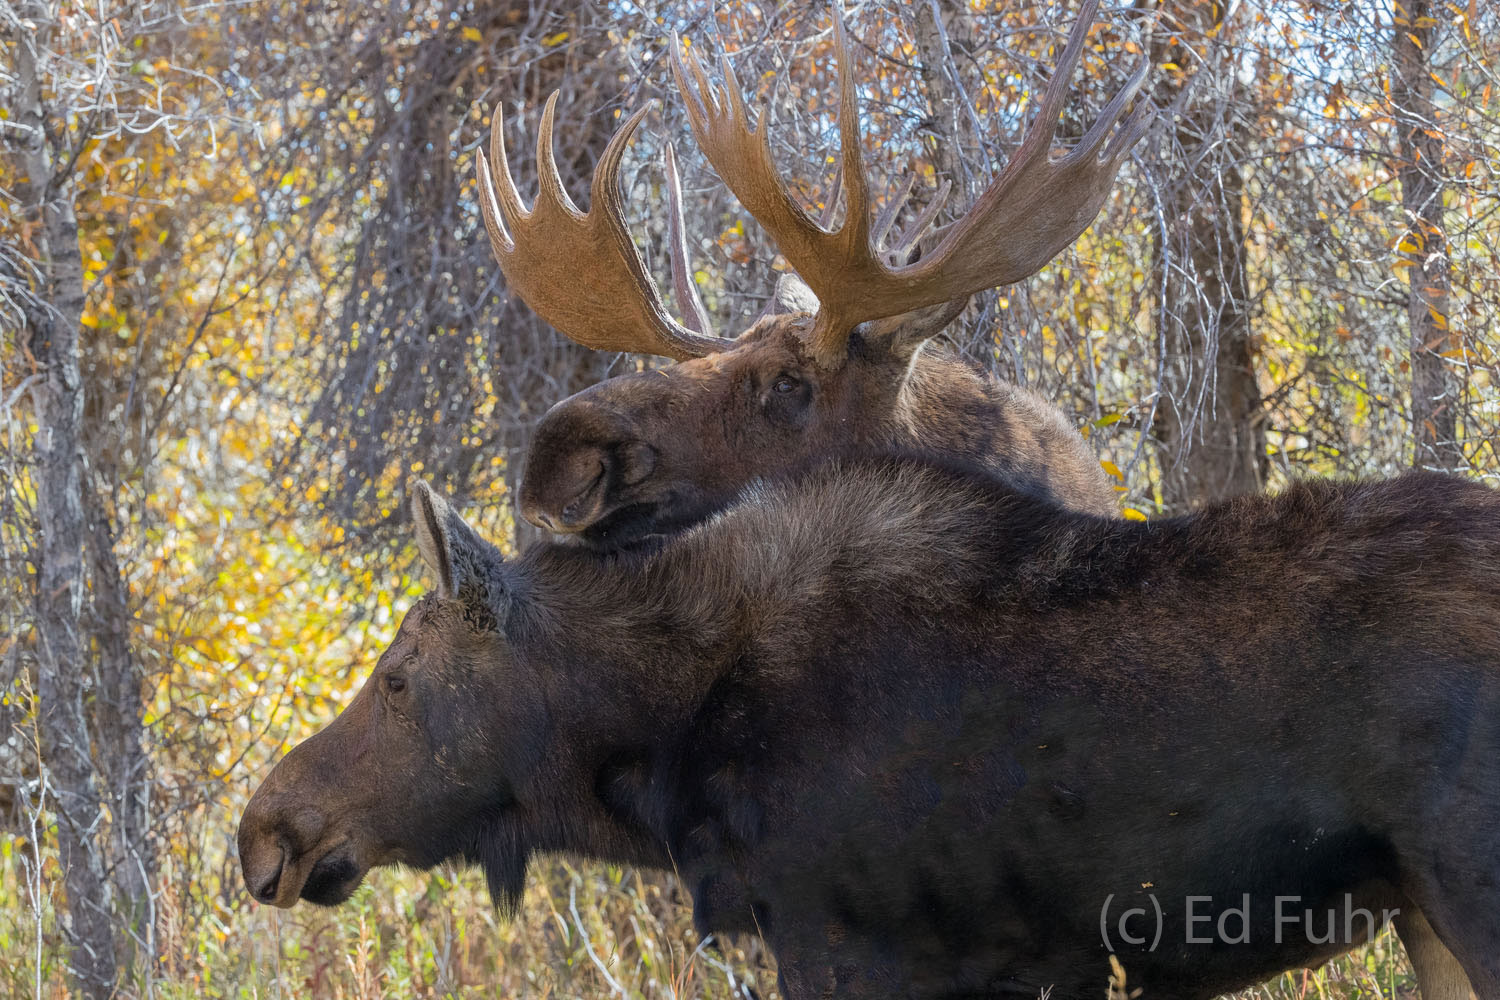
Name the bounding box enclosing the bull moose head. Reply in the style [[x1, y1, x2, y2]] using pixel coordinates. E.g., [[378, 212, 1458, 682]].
[[476, 0, 1151, 545]]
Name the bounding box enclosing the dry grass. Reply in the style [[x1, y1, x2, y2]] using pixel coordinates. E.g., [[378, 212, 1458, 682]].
[[0, 834, 1422, 1000]]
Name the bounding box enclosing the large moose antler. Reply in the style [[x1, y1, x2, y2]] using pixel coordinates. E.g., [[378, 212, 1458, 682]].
[[477, 0, 1148, 367], [476, 94, 732, 360], [672, 0, 1150, 366]]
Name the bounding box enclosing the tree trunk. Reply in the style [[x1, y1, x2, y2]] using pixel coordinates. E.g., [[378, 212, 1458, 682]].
[[11, 10, 122, 997], [80, 195, 159, 971], [911, 1, 972, 204], [1150, 1, 1266, 508], [87, 484, 154, 967], [1392, 0, 1460, 472]]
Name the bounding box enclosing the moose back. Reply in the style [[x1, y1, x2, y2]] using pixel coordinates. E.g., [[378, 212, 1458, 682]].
[[240, 456, 1500, 999]]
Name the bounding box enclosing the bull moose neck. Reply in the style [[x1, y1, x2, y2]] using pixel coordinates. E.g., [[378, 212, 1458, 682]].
[[241, 456, 1500, 999]]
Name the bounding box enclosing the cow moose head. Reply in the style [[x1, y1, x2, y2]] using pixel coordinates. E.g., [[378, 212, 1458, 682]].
[[476, 0, 1151, 545]]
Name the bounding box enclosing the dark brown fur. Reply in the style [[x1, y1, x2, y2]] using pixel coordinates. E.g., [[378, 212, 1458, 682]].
[[520, 309, 1119, 547], [241, 458, 1500, 998]]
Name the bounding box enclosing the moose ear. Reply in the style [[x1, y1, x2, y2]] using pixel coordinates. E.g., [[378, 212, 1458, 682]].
[[412, 481, 461, 598], [854, 298, 968, 361], [410, 481, 502, 604]]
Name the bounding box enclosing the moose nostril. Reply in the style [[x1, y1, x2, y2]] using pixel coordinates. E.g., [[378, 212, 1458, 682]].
[[252, 850, 285, 904], [556, 461, 607, 528]]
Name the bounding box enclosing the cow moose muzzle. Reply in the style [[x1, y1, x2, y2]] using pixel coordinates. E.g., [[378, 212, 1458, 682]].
[[238, 726, 377, 909]]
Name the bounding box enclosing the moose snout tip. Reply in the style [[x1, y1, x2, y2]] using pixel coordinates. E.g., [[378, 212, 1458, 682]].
[[248, 847, 284, 905], [518, 482, 571, 533], [519, 444, 612, 533], [239, 780, 331, 909], [530, 507, 561, 532], [238, 823, 293, 908]]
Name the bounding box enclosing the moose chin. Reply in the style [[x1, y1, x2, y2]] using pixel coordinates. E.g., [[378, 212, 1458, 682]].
[[240, 450, 1500, 1000]]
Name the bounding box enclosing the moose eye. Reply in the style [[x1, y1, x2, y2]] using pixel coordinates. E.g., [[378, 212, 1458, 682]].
[[384, 674, 407, 694], [771, 375, 799, 395]]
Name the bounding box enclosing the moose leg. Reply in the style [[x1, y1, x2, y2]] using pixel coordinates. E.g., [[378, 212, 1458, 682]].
[[1394, 909, 1476, 1000], [1394, 867, 1500, 998], [1412, 901, 1500, 997]]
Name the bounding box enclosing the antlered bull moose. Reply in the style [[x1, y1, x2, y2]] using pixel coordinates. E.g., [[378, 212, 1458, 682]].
[[482, 1, 1150, 546], [241, 451, 1500, 999]]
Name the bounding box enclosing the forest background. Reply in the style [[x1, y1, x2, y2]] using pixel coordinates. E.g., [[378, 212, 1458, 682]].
[[2, 0, 1497, 996]]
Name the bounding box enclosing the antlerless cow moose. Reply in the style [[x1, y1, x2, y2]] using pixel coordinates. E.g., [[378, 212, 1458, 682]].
[[239, 455, 1500, 998], [481, 0, 1149, 546]]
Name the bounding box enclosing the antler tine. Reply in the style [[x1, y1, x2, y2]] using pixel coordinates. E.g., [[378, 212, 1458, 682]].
[[871, 173, 917, 254], [476, 100, 527, 254], [536, 94, 584, 218], [475, 95, 732, 360], [830, 13, 873, 262], [818, 163, 843, 230], [885, 180, 952, 265], [663, 142, 715, 336], [813, 168, 945, 271], [1073, 54, 1152, 166]]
